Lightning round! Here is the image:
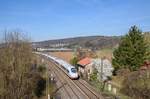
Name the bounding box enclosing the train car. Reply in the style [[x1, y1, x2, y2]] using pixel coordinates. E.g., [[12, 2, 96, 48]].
[[35, 52, 79, 79], [51, 57, 79, 79], [56, 59, 79, 79], [65, 65, 79, 79]]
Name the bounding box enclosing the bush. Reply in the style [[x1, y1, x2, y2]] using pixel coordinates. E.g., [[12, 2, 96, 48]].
[[116, 68, 131, 77], [70, 57, 79, 70], [121, 70, 150, 99], [37, 64, 46, 73], [33, 74, 46, 98], [90, 69, 98, 81]]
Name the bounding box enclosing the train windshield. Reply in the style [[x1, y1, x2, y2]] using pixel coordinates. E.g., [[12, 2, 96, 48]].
[[71, 68, 77, 73]]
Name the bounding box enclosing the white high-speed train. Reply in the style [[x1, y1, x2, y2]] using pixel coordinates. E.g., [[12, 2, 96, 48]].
[[35, 52, 79, 79]]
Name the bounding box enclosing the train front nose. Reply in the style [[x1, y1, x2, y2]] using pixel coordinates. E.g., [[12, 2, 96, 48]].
[[70, 68, 79, 79], [71, 73, 79, 79]]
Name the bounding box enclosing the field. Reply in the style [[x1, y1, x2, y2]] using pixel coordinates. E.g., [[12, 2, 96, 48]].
[[45, 49, 113, 63], [96, 48, 113, 61], [47, 51, 74, 63]]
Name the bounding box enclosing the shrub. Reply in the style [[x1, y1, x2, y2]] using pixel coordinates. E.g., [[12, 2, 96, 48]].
[[121, 70, 150, 99], [37, 64, 46, 73], [116, 68, 131, 77], [90, 69, 98, 81], [33, 74, 46, 98]]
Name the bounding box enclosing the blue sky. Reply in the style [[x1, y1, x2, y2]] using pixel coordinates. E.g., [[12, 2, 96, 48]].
[[0, 0, 150, 41]]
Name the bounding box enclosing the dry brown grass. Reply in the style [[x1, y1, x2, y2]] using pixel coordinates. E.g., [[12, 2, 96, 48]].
[[96, 49, 113, 61], [47, 51, 74, 62], [46, 49, 113, 63]]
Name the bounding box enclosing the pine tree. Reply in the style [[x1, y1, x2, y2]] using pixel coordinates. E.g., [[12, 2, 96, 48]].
[[112, 25, 149, 71]]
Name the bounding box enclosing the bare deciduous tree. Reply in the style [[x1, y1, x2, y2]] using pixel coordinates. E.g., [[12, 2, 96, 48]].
[[0, 31, 36, 99]]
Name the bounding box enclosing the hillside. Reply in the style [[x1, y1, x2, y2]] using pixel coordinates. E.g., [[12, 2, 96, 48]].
[[33, 36, 120, 50]]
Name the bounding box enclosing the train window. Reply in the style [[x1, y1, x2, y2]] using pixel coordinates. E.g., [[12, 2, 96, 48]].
[[71, 68, 77, 73]]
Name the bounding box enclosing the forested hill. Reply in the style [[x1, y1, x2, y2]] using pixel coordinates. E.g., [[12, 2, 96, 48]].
[[32, 32, 150, 49], [33, 36, 120, 49]]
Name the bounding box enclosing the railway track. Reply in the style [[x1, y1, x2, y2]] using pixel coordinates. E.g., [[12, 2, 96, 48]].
[[39, 54, 103, 99], [49, 69, 72, 99], [73, 80, 101, 99], [49, 66, 81, 99], [48, 60, 103, 99], [48, 61, 89, 99]]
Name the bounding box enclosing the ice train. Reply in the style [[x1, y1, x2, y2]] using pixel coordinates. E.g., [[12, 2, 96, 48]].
[[35, 52, 79, 79]]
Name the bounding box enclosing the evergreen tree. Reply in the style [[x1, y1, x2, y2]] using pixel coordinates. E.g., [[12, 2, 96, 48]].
[[112, 25, 149, 71]]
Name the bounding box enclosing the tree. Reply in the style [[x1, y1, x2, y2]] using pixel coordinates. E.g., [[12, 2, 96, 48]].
[[70, 57, 79, 70], [112, 26, 149, 71], [70, 57, 78, 66], [85, 41, 93, 48], [0, 31, 42, 99]]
